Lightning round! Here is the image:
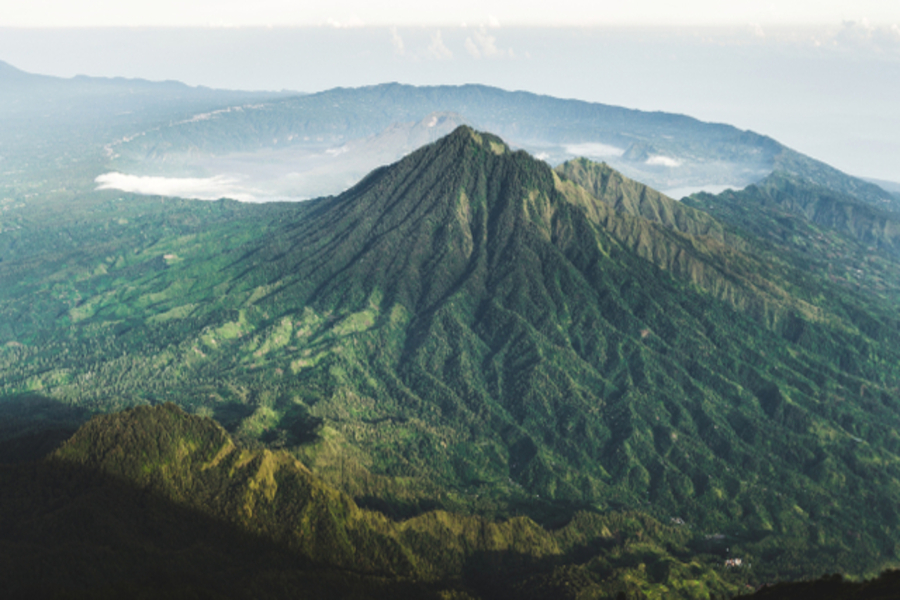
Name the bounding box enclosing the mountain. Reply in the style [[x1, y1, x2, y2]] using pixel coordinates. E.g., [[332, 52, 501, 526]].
[[3, 63, 890, 211], [0, 59, 290, 117], [688, 172, 900, 257], [865, 178, 900, 196], [4, 126, 900, 586], [2, 62, 891, 215], [106, 82, 897, 206], [0, 60, 290, 193], [554, 157, 728, 238]]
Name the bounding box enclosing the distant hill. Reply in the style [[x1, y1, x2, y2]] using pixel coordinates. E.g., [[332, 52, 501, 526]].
[[0, 59, 291, 115], [0, 60, 291, 187], [2, 62, 890, 211], [105, 110, 471, 200], [108, 82, 895, 206], [689, 172, 900, 257]]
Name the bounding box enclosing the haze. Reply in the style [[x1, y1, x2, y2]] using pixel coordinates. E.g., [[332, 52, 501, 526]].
[[5, 0, 900, 27], [1, 1, 899, 183]]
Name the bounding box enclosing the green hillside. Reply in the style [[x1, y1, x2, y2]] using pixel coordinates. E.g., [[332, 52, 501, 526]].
[[3, 127, 900, 587], [684, 172, 900, 346], [687, 172, 900, 257], [736, 570, 900, 600], [1, 403, 742, 599]]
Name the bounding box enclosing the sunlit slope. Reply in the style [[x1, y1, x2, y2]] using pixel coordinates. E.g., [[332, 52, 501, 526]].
[[2, 127, 900, 581], [1, 403, 739, 599]]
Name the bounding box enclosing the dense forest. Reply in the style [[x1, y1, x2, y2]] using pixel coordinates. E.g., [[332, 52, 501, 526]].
[[3, 71, 900, 597]]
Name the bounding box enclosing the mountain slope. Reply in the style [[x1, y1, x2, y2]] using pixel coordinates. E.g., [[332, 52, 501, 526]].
[[3, 127, 900, 583], [689, 171, 900, 258], [683, 171, 900, 336], [1, 403, 739, 599], [551, 158, 829, 327], [554, 157, 727, 239]]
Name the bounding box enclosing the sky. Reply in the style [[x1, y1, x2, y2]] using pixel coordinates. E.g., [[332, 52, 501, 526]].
[[3, 0, 900, 28], [1, 2, 899, 182]]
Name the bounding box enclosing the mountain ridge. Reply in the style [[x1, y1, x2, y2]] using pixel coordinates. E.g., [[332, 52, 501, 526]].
[[108, 80, 890, 202], [3, 126, 900, 586], [0, 401, 739, 599]]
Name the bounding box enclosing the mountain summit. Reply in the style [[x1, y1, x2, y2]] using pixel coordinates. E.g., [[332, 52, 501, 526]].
[[4, 126, 900, 582], [222, 127, 900, 535]]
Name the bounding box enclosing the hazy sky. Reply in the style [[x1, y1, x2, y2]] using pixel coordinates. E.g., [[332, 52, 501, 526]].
[[2, 3, 899, 182], [4, 0, 900, 28]]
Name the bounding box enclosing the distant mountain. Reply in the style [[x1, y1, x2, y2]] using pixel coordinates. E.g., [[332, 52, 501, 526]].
[[0, 60, 290, 186], [108, 82, 895, 207], [865, 177, 900, 195], [0, 59, 292, 116], [689, 172, 900, 257], [109, 110, 471, 200], [4, 127, 900, 584], [3, 63, 890, 211]]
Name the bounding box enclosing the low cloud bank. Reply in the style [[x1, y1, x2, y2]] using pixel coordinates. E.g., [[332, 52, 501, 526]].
[[95, 172, 275, 203], [663, 183, 743, 199], [563, 142, 624, 158], [646, 155, 681, 167]]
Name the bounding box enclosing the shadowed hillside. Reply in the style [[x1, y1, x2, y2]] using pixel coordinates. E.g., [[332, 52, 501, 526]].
[[1, 403, 742, 599]]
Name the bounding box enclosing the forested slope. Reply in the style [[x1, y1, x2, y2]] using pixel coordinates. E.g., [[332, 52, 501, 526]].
[[2, 127, 900, 585]]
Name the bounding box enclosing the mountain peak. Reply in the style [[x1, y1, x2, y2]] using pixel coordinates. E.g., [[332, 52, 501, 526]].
[[290, 127, 562, 315], [441, 124, 509, 154]]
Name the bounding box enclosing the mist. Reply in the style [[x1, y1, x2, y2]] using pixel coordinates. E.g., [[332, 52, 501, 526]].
[[1, 24, 899, 182]]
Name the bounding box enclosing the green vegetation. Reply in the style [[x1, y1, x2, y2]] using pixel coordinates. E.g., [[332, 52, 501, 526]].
[[736, 570, 900, 599], [1, 403, 746, 599], [4, 124, 900, 594]]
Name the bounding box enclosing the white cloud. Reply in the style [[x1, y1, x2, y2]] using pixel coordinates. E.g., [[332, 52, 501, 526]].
[[390, 26, 405, 55], [326, 15, 365, 28], [95, 172, 265, 202], [464, 37, 481, 58], [428, 31, 453, 60], [464, 26, 512, 59], [749, 22, 766, 38], [646, 155, 682, 167], [563, 142, 625, 158], [831, 19, 900, 53]]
